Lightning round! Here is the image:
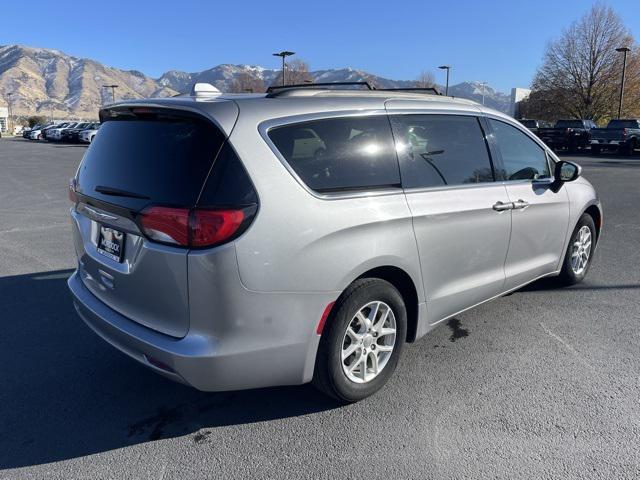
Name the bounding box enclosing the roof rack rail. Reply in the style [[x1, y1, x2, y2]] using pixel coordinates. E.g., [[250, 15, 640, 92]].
[[376, 87, 442, 95], [266, 81, 373, 96]]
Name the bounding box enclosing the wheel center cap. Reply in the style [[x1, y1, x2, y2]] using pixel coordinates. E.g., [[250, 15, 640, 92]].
[[363, 335, 374, 348]]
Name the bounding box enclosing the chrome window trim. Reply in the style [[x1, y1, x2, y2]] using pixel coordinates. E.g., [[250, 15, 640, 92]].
[[402, 180, 507, 195], [259, 107, 556, 200]]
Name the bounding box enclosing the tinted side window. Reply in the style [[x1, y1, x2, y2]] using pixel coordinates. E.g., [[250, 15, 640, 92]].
[[489, 119, 550, 181], [390, 114, 494, 188], [268, 115, 400, 193], [198, 142, 258, 207]]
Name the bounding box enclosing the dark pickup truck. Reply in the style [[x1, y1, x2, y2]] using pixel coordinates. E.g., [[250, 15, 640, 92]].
[[537, 119, 597, 152], [590, 119, 640, 155], [518, 119, 552, 136]]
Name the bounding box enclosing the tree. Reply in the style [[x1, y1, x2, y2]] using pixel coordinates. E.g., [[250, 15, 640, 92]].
[[27, 115, 47, 127], [229, 73, 265, 93], [271, 59, 313, 86], [528, 4, 639, 122], [415, 71, 436, 89]]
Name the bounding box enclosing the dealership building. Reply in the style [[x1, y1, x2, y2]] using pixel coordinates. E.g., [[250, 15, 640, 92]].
[[0, 106, 8, 133], [510, 87, 532, 118]]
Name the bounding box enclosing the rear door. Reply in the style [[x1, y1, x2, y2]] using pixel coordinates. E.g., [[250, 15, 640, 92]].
[[70, 107, 229, 337], [485, 118, 570, 289], [388, 112, 512, 323]]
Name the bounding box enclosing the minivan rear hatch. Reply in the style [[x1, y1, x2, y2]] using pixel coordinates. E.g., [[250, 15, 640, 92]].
[[70, 105, 233, 337]]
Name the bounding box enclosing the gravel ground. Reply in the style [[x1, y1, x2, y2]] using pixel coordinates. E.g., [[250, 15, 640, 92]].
[[1, 138, 639, 479]]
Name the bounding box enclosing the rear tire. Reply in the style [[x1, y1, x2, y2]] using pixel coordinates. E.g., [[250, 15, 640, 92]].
[[312, 278, 406, 403], [557, 214, 596, 286]]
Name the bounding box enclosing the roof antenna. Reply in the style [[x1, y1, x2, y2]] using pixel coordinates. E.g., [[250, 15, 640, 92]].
[[190, 82, 221, 97]]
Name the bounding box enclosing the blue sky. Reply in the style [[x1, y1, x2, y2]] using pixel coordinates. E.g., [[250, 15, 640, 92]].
[[2, 0, 638, 92]]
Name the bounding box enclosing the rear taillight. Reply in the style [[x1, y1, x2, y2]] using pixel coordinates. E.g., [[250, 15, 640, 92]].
[[139, 206, 246, 248], [140, 206, 190, 245], [191, 210, 245, 247]]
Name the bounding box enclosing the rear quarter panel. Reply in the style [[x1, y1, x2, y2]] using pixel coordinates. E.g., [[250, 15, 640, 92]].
[[228, 101, 424, 299]]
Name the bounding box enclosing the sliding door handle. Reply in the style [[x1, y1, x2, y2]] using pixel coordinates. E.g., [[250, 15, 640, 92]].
[[512, 199, 530, 210], [492, 201, 513, 212]]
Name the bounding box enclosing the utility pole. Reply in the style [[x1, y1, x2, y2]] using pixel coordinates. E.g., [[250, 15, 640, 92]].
[[615, 47, 631, 119], [272, 51, 295, 86], [103, 84, 119, 103], [438, 65, 451, 95], [5, 92, 12, 134]]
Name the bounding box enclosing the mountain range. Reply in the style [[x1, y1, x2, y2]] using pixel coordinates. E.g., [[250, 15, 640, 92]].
[[0, 45, 511, 119]]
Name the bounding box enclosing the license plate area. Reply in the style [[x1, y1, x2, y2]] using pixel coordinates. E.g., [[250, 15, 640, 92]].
[[97, 225, 125, 263]]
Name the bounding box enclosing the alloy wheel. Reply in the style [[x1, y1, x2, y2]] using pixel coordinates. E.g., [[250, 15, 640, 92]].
[[341, 301, 397, 383], [571, 225, 592, 275]]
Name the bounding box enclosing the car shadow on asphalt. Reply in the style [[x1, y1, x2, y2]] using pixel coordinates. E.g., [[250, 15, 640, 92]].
[[0, 269, 339, 470], [519, 277, 640, 292]]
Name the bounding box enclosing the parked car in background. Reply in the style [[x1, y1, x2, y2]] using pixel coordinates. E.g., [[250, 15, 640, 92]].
[[517, 119, 552, 136], [41, 123, 70, 141], [29, 125, 53, 140], [47, 122, 79, 142], [78, 124, 101, 143], [590, 119, 640, 155], [537, 119, 596, 152], [67, 83, 602, 402], [60, 122, 95, 143], [23, 125, 37, 138]]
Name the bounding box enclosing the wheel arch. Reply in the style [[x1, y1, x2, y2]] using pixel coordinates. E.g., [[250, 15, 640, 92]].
[[583, 203, 602, 243], [352, 265, 421, 343]]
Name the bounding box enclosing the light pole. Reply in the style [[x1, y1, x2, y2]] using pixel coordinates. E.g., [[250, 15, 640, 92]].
[[5, 92, 12, 134], [103, 84, 119, 103], [438, 65, 451, 95], [615, 47, 631, 119], [479, 81, 487, 105], [273, 51, 295, 86]]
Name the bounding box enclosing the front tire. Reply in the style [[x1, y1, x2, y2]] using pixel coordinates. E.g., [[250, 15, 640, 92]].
[[312, 278, 406, 403], [558, 214, 596, 285]]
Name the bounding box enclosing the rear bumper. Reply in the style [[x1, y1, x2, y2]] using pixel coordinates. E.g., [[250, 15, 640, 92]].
[[68, 270, 332, 391]]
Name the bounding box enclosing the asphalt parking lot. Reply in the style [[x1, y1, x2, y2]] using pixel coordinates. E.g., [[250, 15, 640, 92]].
[[1, 138, 639, 479]]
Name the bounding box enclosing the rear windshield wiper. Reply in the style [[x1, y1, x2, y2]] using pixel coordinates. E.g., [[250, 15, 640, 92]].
[[95, 185, 150, 200]]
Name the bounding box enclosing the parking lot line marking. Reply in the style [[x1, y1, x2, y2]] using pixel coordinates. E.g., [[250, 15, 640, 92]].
[[538, 322, 593, 370]]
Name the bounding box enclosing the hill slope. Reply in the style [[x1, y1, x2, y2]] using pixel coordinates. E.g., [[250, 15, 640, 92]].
[[0, 45, 511, 118]]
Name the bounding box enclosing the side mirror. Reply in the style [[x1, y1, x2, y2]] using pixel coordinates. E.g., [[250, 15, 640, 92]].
[[555, 160, 581, 183]]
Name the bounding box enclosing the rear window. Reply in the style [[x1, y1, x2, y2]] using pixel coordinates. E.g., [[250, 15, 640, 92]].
[[519, 120, 537, 128], [77, 114, 225, 210], [555, 120, 584, 129], [607, 120, 639, 129], [267, 115, 400, 193]]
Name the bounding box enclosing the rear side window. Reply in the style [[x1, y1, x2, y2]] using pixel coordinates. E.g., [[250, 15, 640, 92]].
[[198, 143, 258, 207], [77, 114, 225, 210], [555, 120, 585, 129], [389, 114, 494, 188], [488, 119, 550, 181], [267, 115, 400, 193], [607, 119, 640, 129]]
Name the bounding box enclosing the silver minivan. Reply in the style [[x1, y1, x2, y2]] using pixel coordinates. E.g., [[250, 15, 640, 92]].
[[68, 83, 602, 402]]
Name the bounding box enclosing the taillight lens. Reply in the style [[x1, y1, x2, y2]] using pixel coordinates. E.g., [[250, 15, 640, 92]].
[[139, 206, 246, 248], [191, 210, 244, 247], [140, 206, 190, 245]]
